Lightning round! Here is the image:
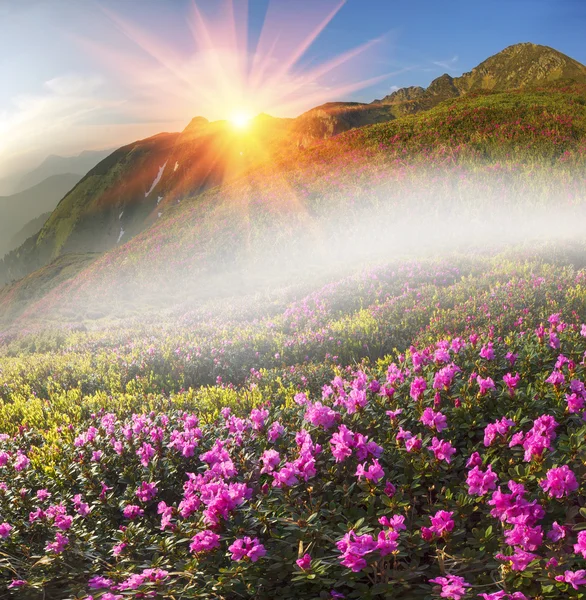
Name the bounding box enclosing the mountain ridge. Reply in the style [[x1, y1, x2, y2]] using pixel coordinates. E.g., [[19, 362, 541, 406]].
[[2, 42, 586, 294]]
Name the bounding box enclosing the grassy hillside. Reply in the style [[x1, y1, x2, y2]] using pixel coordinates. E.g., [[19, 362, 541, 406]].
[[0, 174, 81, 259], [1, 84, 583, 326], [0, 248, 586, 598]]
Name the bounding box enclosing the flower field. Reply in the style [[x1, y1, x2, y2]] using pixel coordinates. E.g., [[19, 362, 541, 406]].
[[1, 250, 586, 599]]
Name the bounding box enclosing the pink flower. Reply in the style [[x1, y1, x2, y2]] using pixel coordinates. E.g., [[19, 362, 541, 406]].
[[477, 377, 495, 395], [566, 393, 585, 413], [14, 453, 30, 471], [228, 537, 266, 562], [136, 481, 158, 502], [296, 553, 312, 570], [45, 532, 69, 554], [574, 530, 586, 558], [250, 408, 269, 430], [430, 437, 456, 463], [267, 421, 285, 442], [88, 576, 113, 589], [304, 402, 339, 429], [410, 377, 427, 401], [484, 417, 515, 447], [466, 465, 498, 496], [420, 408, 448, 432], [190, 530, 220, 553], [0, 522, 12, 538], [355, 459, 384, 483], [503, 372, 520, 393], [8, 580, 27, 589], [495, 549, 538, 571], [555, 570, 586, 590], [136, 442, 155, 467], [539, 465, 578, 498], [112, 542, 127, 556], [122, 504, 144, 519], [429, 510, 455, 537], [480, 342, 495, 361], [336, 530, 377, 572], [547, 521, 567, 542], [429, 574, 470, 600], [259, 449, 280, 475]]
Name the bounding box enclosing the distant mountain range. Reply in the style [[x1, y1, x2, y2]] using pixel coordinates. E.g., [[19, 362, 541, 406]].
[[0, 149, 113, 197], [0, 174, 80, 259], [1, 42, 586, 292]]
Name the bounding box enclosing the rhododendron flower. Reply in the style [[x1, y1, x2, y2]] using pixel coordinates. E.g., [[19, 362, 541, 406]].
[[430, 437, 456, 463], [384, 481, 397, 497], [8, 580, 27, 589], [522, 415, 558, 461], [45, 532, 69, 554], [122, 504, 144, 519], [304, 402, 339, 429], [336, 530, 377, 572], [190, 530, 220, 553], [250, 408, 269, 430], [229, 537, 266, 562], [483, 417, 515, 447], [478, 592, 507, 600], [386, 408, 403, 421], [0, 522, 12, 538], [37, 489, 51, 501], [555, 570, 586, 590], [429, 574, 470, 600], [480, 342, 495, 361], [477, 377, 495, 395], [574, 531, 586, 558], [495, 549, 538, 571], [112, 542, 127, 556], [539, 465, 578, 498], [503, 372, 520, 394], [267, 421, 285, 442], [296, 553, 312, 570], [466, 452, 482, 468], [376, 529, 399, 555], [355, 458, 384, 483], [379, 514, 406, 531], [14, 453, 30, 471], [466, 464, 498, 496], [545, 370, 565, 387], [566, 392, 585, 413], [420, 407, 448, 432], [136, 442, 155, 467], [429, 510, 455, 537], [136, 481, 158, 502], [504, 523, 543, 551], [88, 576, 113, 589], [410, 377, 427, 401], [260, 449, 281, 474], [547, 521, 567, 542]]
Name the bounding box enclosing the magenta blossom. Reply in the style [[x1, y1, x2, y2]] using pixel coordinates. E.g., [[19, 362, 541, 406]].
[[420, 407, 448, 432], [429, 574, 470, 600], [190, 530, 220, 554], [228, 537, 266, 562], [296, 553, 312, 570], [555, 570, 586, 590], [574, 530, 586, 558], [430, 437, 456, 463], [539, 465, 578, 498], [466, 465, 498, 496]]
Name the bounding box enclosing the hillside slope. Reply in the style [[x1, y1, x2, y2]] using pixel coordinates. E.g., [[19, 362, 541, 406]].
[[0, 174, 81, 259], [2, 84, 586, 325]]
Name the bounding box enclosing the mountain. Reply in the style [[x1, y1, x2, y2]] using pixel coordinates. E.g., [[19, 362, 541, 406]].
[[8, 212, 51, 255], [2, 80, 586, 324], [373, 42, 586, 111], [14, 149, 114, 194], [2, 42, 586, 295], [0, 174, 81, 259]]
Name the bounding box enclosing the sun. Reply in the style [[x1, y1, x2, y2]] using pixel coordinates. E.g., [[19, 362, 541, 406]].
[[229, 111, 253, 131]]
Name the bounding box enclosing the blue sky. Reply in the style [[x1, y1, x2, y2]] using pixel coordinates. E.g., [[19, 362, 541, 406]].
[[1, 0, 585, 180]]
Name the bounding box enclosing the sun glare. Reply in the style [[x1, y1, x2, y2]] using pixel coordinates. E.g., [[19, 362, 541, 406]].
[[230, 111, 253, 130]]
